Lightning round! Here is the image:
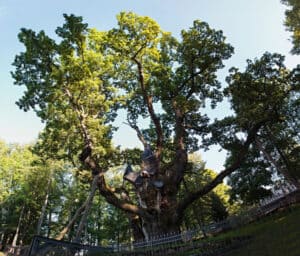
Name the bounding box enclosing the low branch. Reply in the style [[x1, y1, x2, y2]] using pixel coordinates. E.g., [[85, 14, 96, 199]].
[[176, 120, 268, 221], [81, 151, 151, 219]]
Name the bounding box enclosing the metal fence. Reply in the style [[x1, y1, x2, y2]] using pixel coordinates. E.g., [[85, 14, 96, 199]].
[[112, 187, 300, 255], [116, 235, 251, 256], [26, 236, 112, 256]]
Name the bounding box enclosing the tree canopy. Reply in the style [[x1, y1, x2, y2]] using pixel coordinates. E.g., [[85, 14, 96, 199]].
[[11, 12, 300, 240]]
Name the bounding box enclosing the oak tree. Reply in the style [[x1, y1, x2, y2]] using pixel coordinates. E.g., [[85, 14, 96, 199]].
[[12, 13, 295, 239]]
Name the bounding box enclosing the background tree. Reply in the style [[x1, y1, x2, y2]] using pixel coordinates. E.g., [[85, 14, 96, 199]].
[[0, 143, 49, 246], [222, 52, 300, 204], [180, 154, 229, 230], [282, 0, 300, 54], [0, 143, 35, 246], [0, 141, 81, 246]]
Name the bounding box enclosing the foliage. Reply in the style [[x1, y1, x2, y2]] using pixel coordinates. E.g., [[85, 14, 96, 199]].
[[282, 0, 300, 54], [224, 53, 300, 202], [11, 12, 299, 239], [0, 142, 44, 244], [227, 147, 273, 205], [12, 14, 120, 167], [180, 154, 229, 228], [0, 141, 80, 244]]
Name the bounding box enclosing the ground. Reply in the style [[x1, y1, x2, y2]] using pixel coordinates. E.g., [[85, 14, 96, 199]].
[[215, 204, 300, 256]]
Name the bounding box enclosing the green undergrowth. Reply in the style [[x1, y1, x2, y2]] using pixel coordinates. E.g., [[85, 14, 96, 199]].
[[175, 204, 300, 256], [209, 204, 300, 256], [112, 204, 300, 256]]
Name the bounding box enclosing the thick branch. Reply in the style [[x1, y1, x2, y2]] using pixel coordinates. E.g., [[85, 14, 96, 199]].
[[132, 57, 163, 158], [179, 58, 216, 98], [176, 120, 268, 221], [82, 152, 151, 219], [172, 100, 185, 152], [64, 88, 146, 218], [132, 44, 147, 60], [64, 88, 92, 146], [180, 70, 202, 96], [171, 99, 188, 184]]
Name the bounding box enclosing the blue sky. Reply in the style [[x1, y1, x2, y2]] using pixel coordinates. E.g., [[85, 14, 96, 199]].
[[0, 0, 298, 171]]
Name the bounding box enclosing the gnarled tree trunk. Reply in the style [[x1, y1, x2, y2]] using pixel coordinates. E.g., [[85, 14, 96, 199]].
[[77, 120, 268, 240]]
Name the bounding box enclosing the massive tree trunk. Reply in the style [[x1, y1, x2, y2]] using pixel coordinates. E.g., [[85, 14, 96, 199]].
[[77, 119, 268, 239], [72, 51, 273, 239], [65, 47, 245, 239], [138, 188, 180, 238]]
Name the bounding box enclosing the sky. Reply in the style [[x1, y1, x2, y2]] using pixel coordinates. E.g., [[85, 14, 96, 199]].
[[0, 0, 298, 171]]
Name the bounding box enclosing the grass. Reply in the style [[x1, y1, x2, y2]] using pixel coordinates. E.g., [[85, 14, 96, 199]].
[[216, 204, 300, 256], [112, 204, 300, 256]]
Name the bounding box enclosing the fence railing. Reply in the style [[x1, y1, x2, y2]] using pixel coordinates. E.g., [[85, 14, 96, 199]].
[[26, 236, 112, 256], [111, 187, 300, 255]]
